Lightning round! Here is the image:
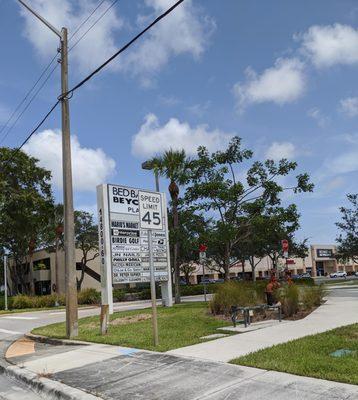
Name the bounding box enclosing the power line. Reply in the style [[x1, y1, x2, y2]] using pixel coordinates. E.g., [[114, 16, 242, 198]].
[[69, 0, 119, 52], [0, 52, 58, 139], [0, 62, 58, 145], [13, 0, 184, 155], [69, 0, 107, 41], [65, 0, 184, 97], [0, 0, 111, 146]]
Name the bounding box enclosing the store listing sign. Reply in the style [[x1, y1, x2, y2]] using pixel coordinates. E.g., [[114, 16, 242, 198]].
[[97, 184, 170, 284]]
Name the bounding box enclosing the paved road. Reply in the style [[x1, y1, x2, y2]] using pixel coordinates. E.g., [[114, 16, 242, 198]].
[[0, 374, 43, 400]]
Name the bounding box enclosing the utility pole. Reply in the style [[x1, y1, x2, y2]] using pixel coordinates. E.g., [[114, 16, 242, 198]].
[[18, 1, 78, 337]]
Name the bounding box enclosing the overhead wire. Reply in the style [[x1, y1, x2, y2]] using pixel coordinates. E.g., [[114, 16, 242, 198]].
[[0, 0, 111, 146], [13, 0, 184, 157], [65, 0, 184, 97]]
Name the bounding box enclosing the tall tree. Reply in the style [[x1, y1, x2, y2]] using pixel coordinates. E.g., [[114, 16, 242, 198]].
[[0, 148, 54, 294], [74, 211, 99, 291], [44, 203, 64, 293], [147, 150, 189, 303], [169, 205, 208, 284], [336, 194, 358, 264], [185, 137, 313, 281]]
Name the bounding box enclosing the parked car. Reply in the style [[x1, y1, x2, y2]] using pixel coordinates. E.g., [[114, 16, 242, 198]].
[[330, 271, 347, 278], [214, 278, 224, 283], [201, 277, 216, 284], [300, 272, 311, 278], [355, 271, 358, 277]]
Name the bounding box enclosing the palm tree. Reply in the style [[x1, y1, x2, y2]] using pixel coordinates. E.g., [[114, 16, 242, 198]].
[[147, 149, 189, 304]]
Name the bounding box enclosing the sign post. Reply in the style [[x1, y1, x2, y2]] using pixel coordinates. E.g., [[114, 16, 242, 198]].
[[3, 255, 8, 311], [138, 190, 163, 346], [199, 244, 208, 302], [281, 239, 289, 272]]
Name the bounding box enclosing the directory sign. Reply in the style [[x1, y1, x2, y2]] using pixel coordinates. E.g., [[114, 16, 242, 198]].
[[97, 184, 170, 284]]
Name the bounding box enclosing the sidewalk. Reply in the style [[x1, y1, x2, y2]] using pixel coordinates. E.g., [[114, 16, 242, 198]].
[[2, 289, 358, 399], [168, 290, 358, 362], [4, 337, 358, 400]]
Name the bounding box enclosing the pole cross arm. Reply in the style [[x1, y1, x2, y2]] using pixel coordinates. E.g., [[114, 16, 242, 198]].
[[17, 0, 62, 38]]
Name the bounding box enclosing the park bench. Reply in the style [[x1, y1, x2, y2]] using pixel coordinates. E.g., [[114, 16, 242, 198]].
[[230, 304, 282, 328]]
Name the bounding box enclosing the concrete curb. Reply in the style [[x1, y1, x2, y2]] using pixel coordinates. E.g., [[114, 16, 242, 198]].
[[1, 336, 102, 399], [24, 333, 89, 347], [0, 363, 102, 400]]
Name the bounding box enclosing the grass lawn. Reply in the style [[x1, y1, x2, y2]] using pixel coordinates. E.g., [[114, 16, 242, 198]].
[[231, 324, 358, 385], [32, 302, 232, 352]]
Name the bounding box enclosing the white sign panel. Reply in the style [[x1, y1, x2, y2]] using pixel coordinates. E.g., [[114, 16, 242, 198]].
[[139, 190, 163, 230], [97, 184, 170, 284]]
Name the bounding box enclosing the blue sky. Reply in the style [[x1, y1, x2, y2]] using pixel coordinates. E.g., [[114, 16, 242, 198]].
[[1, 0, 358, 244]]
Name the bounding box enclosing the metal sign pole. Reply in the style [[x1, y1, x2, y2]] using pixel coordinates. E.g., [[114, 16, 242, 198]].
[[202, 262, 207, 302], [4, 255, 8, 311], [148, 229, 159, 346]]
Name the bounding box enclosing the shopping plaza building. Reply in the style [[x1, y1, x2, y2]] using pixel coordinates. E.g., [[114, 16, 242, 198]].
[[7, 244, 358, 295]]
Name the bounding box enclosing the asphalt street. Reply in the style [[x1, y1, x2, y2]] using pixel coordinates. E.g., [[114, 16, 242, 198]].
[[0, 374, 43, 400]]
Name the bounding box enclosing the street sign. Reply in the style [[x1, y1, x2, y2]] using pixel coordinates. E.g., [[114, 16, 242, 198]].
[[281, 239, 289, 253], [138, 191, 163, 230], [97, 184, 173, 315], [138, 190, 163, 346]]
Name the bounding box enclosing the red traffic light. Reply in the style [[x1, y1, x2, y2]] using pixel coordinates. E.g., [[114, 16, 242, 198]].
[[199, 244, 207, 253]]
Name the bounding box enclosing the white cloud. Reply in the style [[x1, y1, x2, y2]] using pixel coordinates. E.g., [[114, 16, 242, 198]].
[[233, 58, 305, 111], [265, 141, 296, 160], [131, 113, 233, 158], [120, 0, 215, 82], [299, 24, 358, 68], [307, 107, 328, 127], [339, 97, 358, 117], [326, 150, 358, 175], [19, 0, 123, 74], [23, 129, 116, 191]]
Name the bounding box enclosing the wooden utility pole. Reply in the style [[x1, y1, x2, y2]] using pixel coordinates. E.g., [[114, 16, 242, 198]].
[[17, 1, 78, 338], [60, 27, 78, 338]]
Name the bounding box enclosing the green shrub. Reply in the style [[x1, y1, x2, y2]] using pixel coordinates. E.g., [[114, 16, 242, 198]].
[[210, 281, 266, 315], [77, 288, 100, 305], [11, 294, 35, 309], [10, 294, 65, 309], [292, 277, 314, 286], [300, 285, 326, 310], [113, 289, 126, 302], [277, 284, 299, 317], [137, 286, 161, 300]]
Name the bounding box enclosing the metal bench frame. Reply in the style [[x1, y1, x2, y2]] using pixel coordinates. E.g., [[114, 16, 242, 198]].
[[230, 304, 282, 328]]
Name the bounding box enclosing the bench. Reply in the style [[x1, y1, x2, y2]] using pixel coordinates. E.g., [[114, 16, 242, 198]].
[[230, 304, 282, 328]]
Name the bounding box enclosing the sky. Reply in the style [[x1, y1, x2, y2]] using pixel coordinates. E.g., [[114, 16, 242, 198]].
[[1, 0, 358, 244]]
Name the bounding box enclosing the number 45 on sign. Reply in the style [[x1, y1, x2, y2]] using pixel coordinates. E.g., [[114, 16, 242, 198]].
[[139, 191, 163, 230]]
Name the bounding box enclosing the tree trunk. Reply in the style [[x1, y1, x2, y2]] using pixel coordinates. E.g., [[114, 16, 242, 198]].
[[170, 181, 181, 304], [241, 258, 246, 280], [249, 256, 256, 282], [55, 236, 60, 294], [77, 261, 85, 292], [28, 256, 35, 295], [224, 243, 230, 281]]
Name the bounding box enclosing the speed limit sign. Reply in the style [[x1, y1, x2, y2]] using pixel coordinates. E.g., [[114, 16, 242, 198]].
[[138, 190, 163, 230]]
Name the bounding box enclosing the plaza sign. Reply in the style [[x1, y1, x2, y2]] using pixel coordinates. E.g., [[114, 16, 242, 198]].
[[97, 184, 172, 313]]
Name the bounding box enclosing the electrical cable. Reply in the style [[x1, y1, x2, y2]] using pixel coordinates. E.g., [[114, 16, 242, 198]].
[[69, 0, 107, 40], [69, 0, 118, 51], [65, 0, 184, 98], [0, 0, 111, 146], [11, 0, 184, 156]]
